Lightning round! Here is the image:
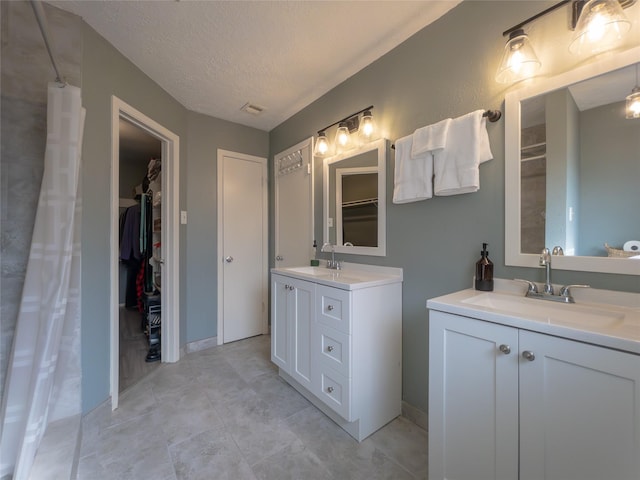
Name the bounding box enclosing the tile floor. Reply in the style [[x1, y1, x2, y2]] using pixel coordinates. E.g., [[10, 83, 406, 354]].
[[78, 334, 428, 479]]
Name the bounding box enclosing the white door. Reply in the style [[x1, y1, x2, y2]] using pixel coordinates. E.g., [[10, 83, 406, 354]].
[[274, 138, 314, 267], [217, 150, 268, 344], [428, 311, 519, 480], [519, 330, 640, 480]]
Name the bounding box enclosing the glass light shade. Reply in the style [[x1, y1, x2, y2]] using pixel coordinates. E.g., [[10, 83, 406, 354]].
[[626, 87, 640, 119], [335, 122, 351, 149], [569, 0, 631, 56], [314, 132, 330, 156], [359, 110, 375, 139], [495, 30, 541, 84]]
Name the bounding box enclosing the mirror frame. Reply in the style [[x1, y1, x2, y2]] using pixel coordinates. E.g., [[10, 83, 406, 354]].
[[323, 138, 387, 256], [505, 45, 640, 276]]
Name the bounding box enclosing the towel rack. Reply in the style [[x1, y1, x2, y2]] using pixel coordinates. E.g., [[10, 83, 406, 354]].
[[391, 109, 501, 149]]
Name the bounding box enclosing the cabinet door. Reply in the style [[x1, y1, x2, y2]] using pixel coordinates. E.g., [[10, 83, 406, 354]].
[[290, 277, 315, 390], [429, 311, 519, 480], [519, 331, 640, 480], [271, 274, 291, 372]]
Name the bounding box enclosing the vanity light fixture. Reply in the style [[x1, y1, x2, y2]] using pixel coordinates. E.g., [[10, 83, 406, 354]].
[[313, 105, 374, 157], [626, 64, 640, 119], [496, 0, 635, 84]]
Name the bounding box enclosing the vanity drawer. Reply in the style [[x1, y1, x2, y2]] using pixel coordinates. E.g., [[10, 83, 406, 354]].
[[318, 366, 352, 421], [316, 285, 351, 334], [316, 325, 351, 378]]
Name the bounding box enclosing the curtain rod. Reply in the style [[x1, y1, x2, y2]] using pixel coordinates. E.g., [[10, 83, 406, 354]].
[[30, 0, 66, 85]]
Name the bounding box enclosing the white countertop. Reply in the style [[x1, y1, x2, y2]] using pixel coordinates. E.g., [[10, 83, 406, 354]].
[[427, 279, 640, 354], [271, 262, 402, 291]]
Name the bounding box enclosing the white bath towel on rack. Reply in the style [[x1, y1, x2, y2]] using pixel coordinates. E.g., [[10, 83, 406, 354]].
[[433, 110, 492, 196], [393, 134, 433, 203], [411, 118, 451, 158]]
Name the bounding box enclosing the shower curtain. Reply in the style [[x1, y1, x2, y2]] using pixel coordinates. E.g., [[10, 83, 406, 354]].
[[0, 83, 85, 479]]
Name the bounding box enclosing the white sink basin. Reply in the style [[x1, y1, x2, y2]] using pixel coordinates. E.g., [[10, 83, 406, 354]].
[[462, 292, 626, 329], [272, 264, 403, 290], [286, 266, 333, 277]]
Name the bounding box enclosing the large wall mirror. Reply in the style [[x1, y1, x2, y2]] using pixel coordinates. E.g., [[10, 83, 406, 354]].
[[323, 138, 387, 256], [505, 46, 639, 276]]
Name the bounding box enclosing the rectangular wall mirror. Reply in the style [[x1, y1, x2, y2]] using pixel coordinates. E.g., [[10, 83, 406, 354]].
[[505, 46, 640, 275], [323, 138, 387, 256]]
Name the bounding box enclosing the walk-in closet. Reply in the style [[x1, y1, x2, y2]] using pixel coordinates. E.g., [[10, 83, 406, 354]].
[[118, 118, 163, 392]]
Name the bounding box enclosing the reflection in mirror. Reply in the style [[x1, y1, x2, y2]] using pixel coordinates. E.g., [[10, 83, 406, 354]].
[[323, 138, 387, 256], [520, 66, 639, 257], [505, 46, 640, 275]]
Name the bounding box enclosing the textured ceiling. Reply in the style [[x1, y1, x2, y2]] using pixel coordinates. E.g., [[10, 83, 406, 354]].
[[50, 0, 461, 131]]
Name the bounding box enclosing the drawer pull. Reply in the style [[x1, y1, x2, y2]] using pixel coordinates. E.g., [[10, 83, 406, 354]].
[[499, 344, 511, 355], [327, 305, 334, 311], [522, 350, 536, 362], [327, 345, 334, 352], [327, 386, 334, 393]]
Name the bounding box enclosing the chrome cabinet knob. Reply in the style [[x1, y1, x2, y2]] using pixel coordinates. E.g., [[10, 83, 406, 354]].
[[522, 350, 536, 362], [327, 305, 334, 311], [327, 386, 334, 393], [499, 344, 511, 355], [224, 256, 234, 263], [275, 255, 283, 261], [327, 345, 334, 352]]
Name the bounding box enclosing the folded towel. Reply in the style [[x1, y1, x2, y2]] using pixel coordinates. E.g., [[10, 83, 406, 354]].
[[433, 110, 492, 196], [392, 134, 433, 204], [411, 118, 451, 158]]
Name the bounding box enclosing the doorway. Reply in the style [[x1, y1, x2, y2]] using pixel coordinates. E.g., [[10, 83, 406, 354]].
[[216, 150, 268, 344], [110, 96, 180, 409]]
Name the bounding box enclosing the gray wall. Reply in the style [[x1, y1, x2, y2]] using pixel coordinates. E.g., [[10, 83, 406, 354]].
[[1, 1, 82, 405], [185, 111, 268, 343], [269, 1, 640, 413], [578, 101, 640, 256]]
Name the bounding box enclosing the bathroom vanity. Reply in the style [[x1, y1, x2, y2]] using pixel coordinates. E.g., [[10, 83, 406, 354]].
[[271, 263, 402, 441], [427, 280, 640, 480]]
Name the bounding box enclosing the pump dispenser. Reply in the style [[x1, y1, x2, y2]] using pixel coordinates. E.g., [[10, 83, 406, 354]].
[[475, 243, 494, 291]]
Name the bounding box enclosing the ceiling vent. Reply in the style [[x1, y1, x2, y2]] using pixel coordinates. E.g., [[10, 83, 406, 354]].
[[240, 102, 266, 116]]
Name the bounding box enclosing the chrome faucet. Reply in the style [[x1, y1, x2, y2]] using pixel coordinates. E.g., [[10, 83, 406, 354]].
[[539, 247, 554, 295], [321, 242, 341, 270], [515, 246, 590, 303]]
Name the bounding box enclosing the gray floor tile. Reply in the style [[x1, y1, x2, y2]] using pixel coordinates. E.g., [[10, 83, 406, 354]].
[[79, 334, 427, 479]]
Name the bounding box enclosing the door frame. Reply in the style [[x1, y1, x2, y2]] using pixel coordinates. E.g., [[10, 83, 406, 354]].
[[216, 149, 269, 345], [110, 96, 180, 409], [274, 137, 314, 267]]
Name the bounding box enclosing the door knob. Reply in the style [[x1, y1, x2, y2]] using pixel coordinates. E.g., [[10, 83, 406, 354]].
[[276, 255, 283, 261], [522, 350, 536, 362], [498, 344, 511, 355], [224, 256, 234, 263]]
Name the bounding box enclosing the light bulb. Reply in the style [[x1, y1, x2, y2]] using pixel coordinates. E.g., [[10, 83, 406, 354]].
[[626, 87, 640, 119], [495, 29, 541, 84], [569, 0, 630, 56], [314, 133, 329, 156], [335, 122, 350, 148], [359, 110, 374, 138]]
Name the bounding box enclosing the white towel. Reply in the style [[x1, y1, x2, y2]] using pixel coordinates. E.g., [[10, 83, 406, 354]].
[[433, 110, 493, 196], [392, 134, 433, 204], [411, 118, 451, 158]]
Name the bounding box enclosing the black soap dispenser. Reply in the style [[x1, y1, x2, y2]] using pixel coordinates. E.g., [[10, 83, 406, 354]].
[[475, 243, 494, 291]]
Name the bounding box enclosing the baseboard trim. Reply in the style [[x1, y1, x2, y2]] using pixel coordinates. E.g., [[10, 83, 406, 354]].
[[185, 336, 218, 354], [402, 401, 428, 431]]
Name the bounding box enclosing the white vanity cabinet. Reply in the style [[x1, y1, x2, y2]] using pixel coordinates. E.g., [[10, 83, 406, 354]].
[[271, 266, 402, 441], [271, 275, 315, 391], [429, 310, 640, 480]]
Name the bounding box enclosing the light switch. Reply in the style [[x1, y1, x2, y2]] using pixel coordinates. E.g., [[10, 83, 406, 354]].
[[180, 210, 188, 224]]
